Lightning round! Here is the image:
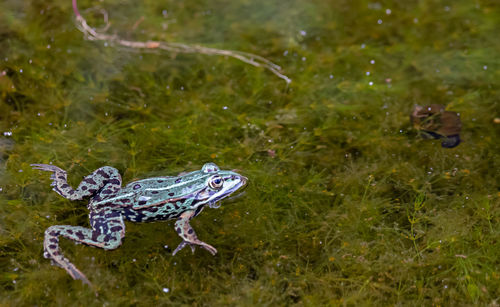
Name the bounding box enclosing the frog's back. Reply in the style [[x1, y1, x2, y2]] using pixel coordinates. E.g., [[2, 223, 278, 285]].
[[124, 176, 177, 189]]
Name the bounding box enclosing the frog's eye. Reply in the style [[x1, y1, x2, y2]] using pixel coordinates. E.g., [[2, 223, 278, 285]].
[[208, 175, 224, 189]]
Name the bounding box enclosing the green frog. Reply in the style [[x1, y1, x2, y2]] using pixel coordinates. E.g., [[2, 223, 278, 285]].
[[31, 163, 247, 288]]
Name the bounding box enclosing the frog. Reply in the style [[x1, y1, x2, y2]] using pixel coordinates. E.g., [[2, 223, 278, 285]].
[[31, 162, 247, 288]]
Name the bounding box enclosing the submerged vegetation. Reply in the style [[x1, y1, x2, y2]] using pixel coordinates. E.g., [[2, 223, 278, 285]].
[[1, 0, 499, 305]]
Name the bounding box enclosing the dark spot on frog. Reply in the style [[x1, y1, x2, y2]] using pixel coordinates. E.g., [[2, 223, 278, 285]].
[[75, 232, 85, 240], [58, 176, 65, 180], [169, 192, 175, 196], [138, 201, 147, 206], [49, 238, 58, 243], [102, 189, 112, 194], [133, 184, 141, 190], [176, 228, 181, 233], [84, 178, 97, 185], [188, 229, 194, 234], [81, 186, 87, 191], [175, 178, 182, 183], [48, 244, 57, 249], [146, 207, 158, 213], [67, 229, 73, 234], [101, 234, 112, 242], [152, 191, 159, 194], [110, 226, 122, 232], [61, 184, 69, 189], [107, 179, 121, 185], [157, 180, 164, 183], [97, 169, 110, 178]]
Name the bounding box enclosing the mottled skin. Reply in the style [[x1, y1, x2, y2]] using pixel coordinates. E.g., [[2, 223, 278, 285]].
[[31, 163, 247, 288]]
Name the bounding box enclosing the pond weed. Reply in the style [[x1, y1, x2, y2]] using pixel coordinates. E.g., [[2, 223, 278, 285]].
[[1, 0, 499, 305]]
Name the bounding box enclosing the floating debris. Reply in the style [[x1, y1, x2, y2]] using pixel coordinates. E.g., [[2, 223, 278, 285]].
[[71, 0, 290, 83], [410, 104, 462, 148]]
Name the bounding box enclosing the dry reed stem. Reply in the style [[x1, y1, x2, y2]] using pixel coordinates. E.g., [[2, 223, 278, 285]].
[[72, 0, 291, 83]]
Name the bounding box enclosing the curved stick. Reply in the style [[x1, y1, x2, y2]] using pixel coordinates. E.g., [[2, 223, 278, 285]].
[[71, 0, 291, 83]]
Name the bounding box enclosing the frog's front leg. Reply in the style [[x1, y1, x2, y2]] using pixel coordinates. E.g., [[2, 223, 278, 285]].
[[172, 210, 217, 256], [43, 209, 125, 286]]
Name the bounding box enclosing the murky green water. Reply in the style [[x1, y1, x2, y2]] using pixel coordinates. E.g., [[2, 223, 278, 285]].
[[1, 0, 499, 305]]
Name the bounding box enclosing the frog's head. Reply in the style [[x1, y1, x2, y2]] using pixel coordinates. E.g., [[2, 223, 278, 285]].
[[195, 163, 247, 209]]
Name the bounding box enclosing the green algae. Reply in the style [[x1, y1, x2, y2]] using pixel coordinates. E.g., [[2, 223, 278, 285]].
[[1, 0, 499, 305]]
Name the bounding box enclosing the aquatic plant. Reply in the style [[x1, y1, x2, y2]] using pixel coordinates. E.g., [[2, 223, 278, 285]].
[[1, 0, 499, 305]]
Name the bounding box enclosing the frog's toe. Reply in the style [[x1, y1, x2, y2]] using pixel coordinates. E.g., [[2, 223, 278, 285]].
[[31, 164, 65, 173], [172, 241, 187, 256], [67, 264, 93, 287], [200, 243, 217, 256]]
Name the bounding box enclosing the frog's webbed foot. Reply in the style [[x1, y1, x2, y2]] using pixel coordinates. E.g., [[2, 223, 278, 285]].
[[173, 210, 217, 256], [172, 240, 217, 256]]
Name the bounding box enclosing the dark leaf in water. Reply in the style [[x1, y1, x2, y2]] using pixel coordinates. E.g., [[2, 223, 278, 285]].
[[440, 135, 461, 148], [410, 104, 462, 148]]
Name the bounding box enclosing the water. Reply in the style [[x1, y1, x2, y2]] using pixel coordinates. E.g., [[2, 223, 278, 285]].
[[1, 0, 499, 305]]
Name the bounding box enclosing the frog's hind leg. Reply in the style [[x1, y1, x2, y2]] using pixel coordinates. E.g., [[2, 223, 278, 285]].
[[31, 164, 121, 201], [43, 210, 125, 286]]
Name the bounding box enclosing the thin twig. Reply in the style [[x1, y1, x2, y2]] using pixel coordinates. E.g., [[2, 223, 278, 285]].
[[71, 0, 291, 83]]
